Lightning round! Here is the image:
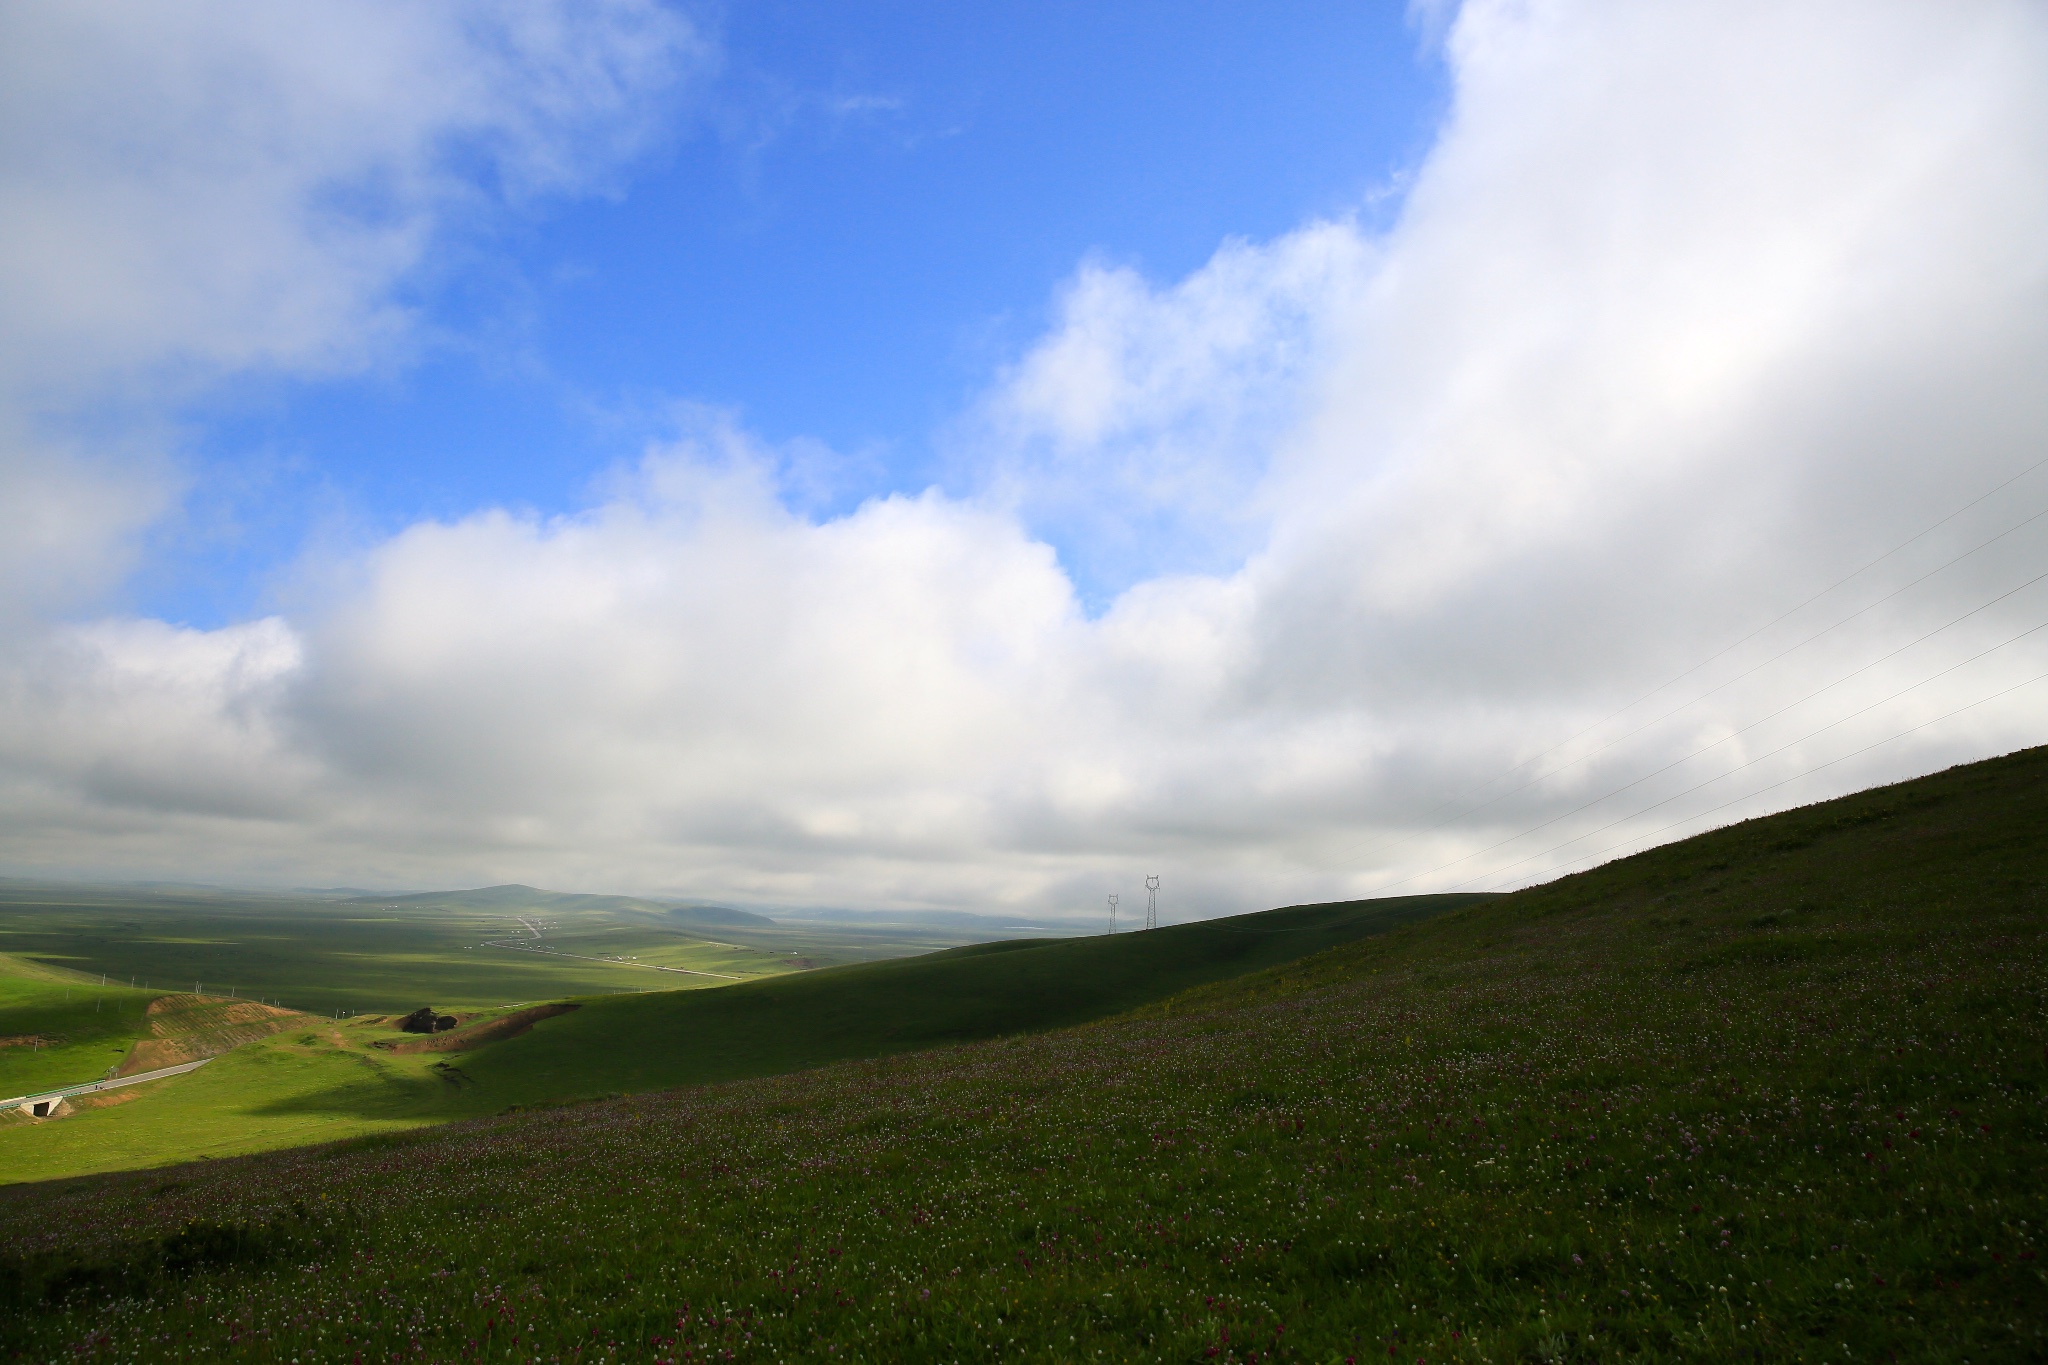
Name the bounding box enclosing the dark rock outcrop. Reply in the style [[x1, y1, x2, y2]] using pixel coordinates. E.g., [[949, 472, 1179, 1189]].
[[397, 1007, 456, 1034]]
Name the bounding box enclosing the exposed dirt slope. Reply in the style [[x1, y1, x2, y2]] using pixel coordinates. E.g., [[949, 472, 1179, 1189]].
[[118, 995, 307, 1075], [371, 1002, 578, 1054]]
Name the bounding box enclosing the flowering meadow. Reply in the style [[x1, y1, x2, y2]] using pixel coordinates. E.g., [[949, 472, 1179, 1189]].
[[2, 748, 2044, 1362]]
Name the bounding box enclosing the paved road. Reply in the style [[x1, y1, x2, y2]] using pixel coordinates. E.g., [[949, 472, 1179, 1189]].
[[4, 1057, 213, 1112]]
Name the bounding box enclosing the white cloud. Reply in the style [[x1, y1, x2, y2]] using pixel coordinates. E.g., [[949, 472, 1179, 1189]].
[[1, 0, 2044, 917], [0, 0, 701, 389], [0, 0, 707, 613], [0, 614, 308, 870], [971, 223, 1374, 597], [0, 416, 178, 625]]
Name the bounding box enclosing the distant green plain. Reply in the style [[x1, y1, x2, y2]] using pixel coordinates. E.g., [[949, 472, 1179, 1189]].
[[0, 884, 969, 1018], [0, 882, 1026, 1183], [0, 892, 1473, 1184]]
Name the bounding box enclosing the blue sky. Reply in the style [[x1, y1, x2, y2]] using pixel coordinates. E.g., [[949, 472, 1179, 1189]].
[[3, 1, 2043, 912], [165, 2, 1443, 629]]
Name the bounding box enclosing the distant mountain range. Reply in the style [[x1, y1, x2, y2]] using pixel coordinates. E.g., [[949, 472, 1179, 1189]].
[[337, 883, 774, 927], [772, 906, 1070, 934]]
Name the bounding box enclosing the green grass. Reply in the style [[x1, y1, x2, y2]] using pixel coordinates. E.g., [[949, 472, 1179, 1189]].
[[445, 891, 1480, 1106], [0, 886, 971, 1017], [1, 747, 2043, 1363], [0, 1034, 449, 1183], [0, 996, 533, 1184], [0, 894, 1472, 1182], [0, 957, 157, 1101], [0, 995, 629, 1184]]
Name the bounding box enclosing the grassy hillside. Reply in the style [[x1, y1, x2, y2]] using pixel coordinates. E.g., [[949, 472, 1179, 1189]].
[[0, 956, 155, 1101], [450, 892, 1480, 1104], [0, 895, 1472, 1183], [0, 997, 604, 1183], [1, 747, 2042, 1363], [0, 1021, 475, 1180]]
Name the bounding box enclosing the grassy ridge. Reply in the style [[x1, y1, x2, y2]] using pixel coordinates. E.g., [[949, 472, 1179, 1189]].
[[0, 894, 1468, 1183], [0, 1035, 448, 1178], [0, 957, 155, 1101], [0, 748, 2042, 1363], [0, 1003, 561, 1185], [451, 892, 1481, 1103]]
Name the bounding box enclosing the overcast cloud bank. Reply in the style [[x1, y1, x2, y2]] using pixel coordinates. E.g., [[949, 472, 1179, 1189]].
[[1, 0, 2044, 918]]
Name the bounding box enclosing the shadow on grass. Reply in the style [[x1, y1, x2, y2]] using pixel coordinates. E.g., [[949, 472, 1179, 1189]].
[[250, 893, 1487, 1120]]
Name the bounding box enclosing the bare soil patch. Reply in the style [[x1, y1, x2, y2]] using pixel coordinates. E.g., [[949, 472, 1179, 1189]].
[[373, 1003, 579, 1054], [117, 995, 307, 1075], [73, 1084, 157, 1111]]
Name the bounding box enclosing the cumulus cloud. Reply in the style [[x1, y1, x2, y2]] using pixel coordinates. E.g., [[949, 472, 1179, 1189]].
[[971, 223, 1374, 599], [0, 0, 707, 613], [0, 0, 699, 388], [2, 0, 2045, 917]]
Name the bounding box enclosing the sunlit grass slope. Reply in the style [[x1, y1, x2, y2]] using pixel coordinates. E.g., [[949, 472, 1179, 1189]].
[[0, 884, 1035, 1018], [0, 896, 1467, 1183], [0, 1032, 441, 1183], [0, 955, 155, 1101], [1, 747, 2043, 1363], [0, 1007, 546, 1185], [0, 890, 799, 1015], [452, 892, 1481, 1105]]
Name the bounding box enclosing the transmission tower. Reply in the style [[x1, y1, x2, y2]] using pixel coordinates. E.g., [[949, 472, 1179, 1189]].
[[1145, 875, 1159, 931], [1108, 893, 1119, 934]]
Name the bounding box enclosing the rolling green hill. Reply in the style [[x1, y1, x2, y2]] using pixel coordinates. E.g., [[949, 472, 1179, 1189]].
[[0, 957, 155, 1102], [446, 891, 1483, 1104], [2, 746, 2042, 1363], [0, 893, 1479, 1181]]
